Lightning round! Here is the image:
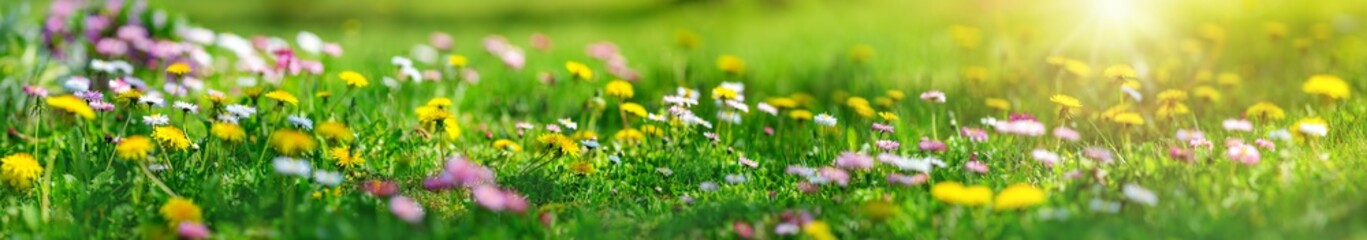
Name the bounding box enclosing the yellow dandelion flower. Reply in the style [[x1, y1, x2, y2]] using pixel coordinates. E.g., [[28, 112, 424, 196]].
[[569, 160, 596, 175], [1265, 21, 1288, 39], [316, 121, 355, 143], [265, 90, 299, 105], [160, 197, 202, 225], [1217, 72, 1241, 86], [877, 112, 899, 121], [210, 122, 247, 142], [571, 131, 598, 141], [152, 126, 192, 151], [853, 106, 876, 118], [243, 87, 265, 98], [604, 80, 634, 99], [640, 125, 664, 136], [46, 95, 95, 119], [1, 153, 43, 189], [620, 102, 648, 117], [1193, 86, 1221, 102], [448, 54, 468, 68], [994, 184, 1046, 211], [1302, 74, 1351, 100], [766, 97, 799, 109], [537, 133, 581, 157], [426, 97, 454, 108], [1103, 64, 1137, 81], [716, 55, 745, 74], [1064, 60, 1091, 78], [493, 139, 522, 152], [803, 220, 837, 240], [885, 90, 906, 100], [566, 61, 594, 80], [874, 97, 894, 108], [846, 97, 870, 109], [416, 106, 452, 127], [166, 62, 192, 75], [442, 118, 462, 140], [985, 98, 1011, 111], [1049, 94, 1082, 108], [963, 66, 989, 82], [1245, 102, 1286, 120], [115, 89, 143, 104], [1157, 90, 1188, 103], [329, 147, 366, 168], [339, 70, 369, 88], [789, 110, 814, 121], [614, 128, 645, 144], [270, 129, 317, 156], [116, 136, 154, 161], [1112, 112, 1145, 126], [711, 86, 738, 100]]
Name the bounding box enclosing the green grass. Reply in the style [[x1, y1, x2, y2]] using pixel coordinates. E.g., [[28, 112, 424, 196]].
[[3, 0, 1367, 238]]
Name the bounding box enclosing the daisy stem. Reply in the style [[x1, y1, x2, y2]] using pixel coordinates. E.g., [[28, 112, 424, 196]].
[[139, 162, 179, 197]]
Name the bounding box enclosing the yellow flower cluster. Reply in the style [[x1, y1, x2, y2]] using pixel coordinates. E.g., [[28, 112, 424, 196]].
[[117, 136, 154, 161], [1, 153, 43, 189], [265, 90, 300, 105], [153, 126, 192, 151], [1302, 74, 1350, 100], [339, 70, 369, 88], [537, 133, 581, 157], [716, 55, 745, 74], [160, 197, 202, 225], [316, 121, 355, 143], [211, 122, 247, 142], [605, 80, 634, 99], [932, 182, 1048, 210], [566, 61, 594, 80], [46, 95, 95, 119], [270, 129, 317, 156]]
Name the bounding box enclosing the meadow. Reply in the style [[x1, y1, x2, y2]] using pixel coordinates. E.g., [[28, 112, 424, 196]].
[[3, 0, 1367, 238]]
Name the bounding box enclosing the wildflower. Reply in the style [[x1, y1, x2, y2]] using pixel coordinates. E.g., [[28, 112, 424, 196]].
[[614, 128, 645, 144], [813, 113, 837, 126], [362, 180, 399, 197], [605, 80, 634, 99], [23, 85, 49, 97], [1227, 144, 1260, 165], [802, 220, 836, 240], [818, 167, 850, 186], [340, 70, 368, 88], [887, 173, 928, 186], [314, 170, 343, 186], [270, 129, 317, 156], [225, 104, 257, 119], [173, 101, 199, 113], [473, 185, 529, 213], [1302, 74, 1351, 100], [46, 95, 96, 119], [1083, 147, 1114, 164], [177, 222, 211, 239], [918, 138, 947, 152], [1169, 147, 1193, 161], [390, 196, 426, 224], [1245, 102, 1286, 120], [1194, 86, 1221, 102], [872, 123, 894, 133], [264, 90, 299, 105], [966, 160, 988, 173], [961, 128, 989, 142], [272, 157, 312, 177], [993, 119, 1046, 136], [315, 121, 354, 142], [166, 62, 192, 75], [153, 126, 192, 151], [949, 25, 982, 49], [985, 98, 1010, 111], [920, 90, 946, 103], [834, 151, 874, 170], [1255, 139, 1276, 150], [1103, 64, 1136, 81], [493, 139, 522, 152], [711, 87, 739, 100], [931, 181, 992, 206], [1292, 117, 1329, 140], [716, 55, 745, 74], [329, 147, 365, 168], [1223, 119, 1253, 131], [160, 198, 202, 225], [117, 136, 155, 161], [1111, 112, 1145, 126], [875, 140, 899, 151], [1053, 127, 1081, 141], [1031, 149, 1060, 167], [448, 55, 468, 68], [1050, 94, 1082, 108], [1176, 129, 1206, 142], [1, 153, 43, 189], [210, 122, 247, 142], [994, 184, 1046, 211], [879, 154, 945, 173], [558, 118, 578, 130], [565, 61, 594, 80], [1122, 184, 1158, 206], [538, 134, 581, 157], [620, 103, 648, 117]]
